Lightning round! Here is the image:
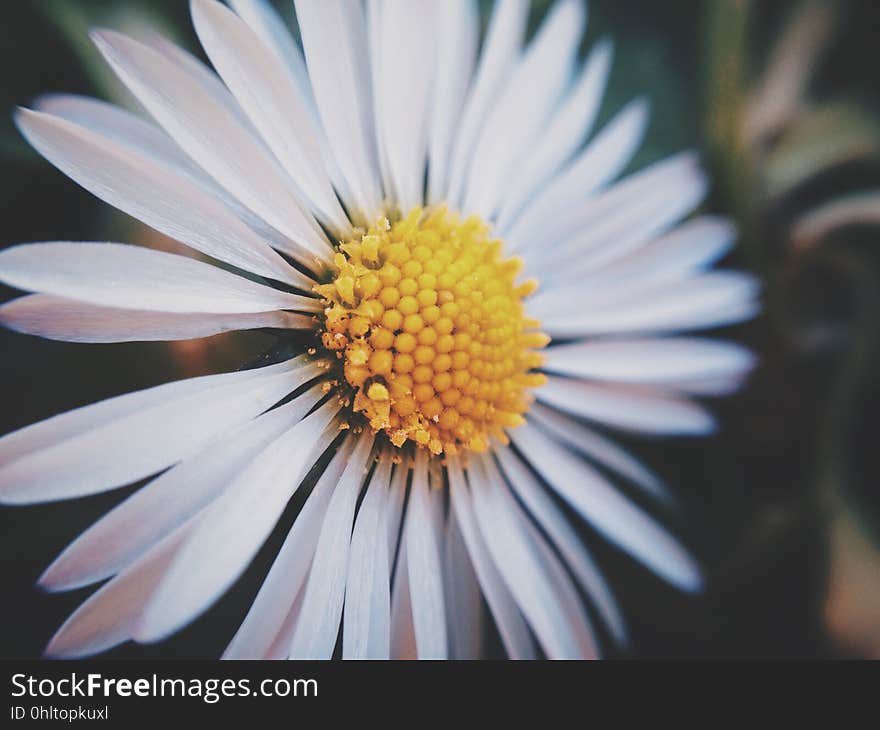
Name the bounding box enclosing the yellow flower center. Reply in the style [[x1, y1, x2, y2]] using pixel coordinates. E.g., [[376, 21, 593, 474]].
[[315, 207, 548, 456]]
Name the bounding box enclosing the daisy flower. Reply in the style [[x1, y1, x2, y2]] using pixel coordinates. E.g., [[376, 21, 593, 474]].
[[0, 0, 759, 659]]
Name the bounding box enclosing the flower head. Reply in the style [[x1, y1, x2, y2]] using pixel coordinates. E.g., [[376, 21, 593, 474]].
[[0, 0, 758, 659]]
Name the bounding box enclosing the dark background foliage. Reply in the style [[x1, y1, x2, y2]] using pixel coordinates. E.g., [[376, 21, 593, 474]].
[[1, 0, 879, 659]]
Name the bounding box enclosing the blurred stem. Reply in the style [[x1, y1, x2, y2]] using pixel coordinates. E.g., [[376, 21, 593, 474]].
[[37, 0, 121, 99], [704, 0, 761, 269]]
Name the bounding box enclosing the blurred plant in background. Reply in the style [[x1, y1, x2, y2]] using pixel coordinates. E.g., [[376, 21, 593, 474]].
[[1, 0, 878, 658], [706, 0, 880, 657]]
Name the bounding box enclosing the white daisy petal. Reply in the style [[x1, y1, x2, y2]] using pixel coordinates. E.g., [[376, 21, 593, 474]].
[[528, 404, 671, 502], [463, 0, 586, 219], [0, 358, 319, 504], [536, 375, 717, 436], [16, 108, 311, 289], [227, 0, 311, 97], [505, 99, 650, 249], [529, 216, 737, 316], [365, 0, 392, 201], [586, 215, 736, 281], [191, 0, 348, 232], [494, 446, 627, 645], [288, 432, 375, 659], [294, 0, 381, 220], [539, 271, 760, 337], [373, 0, 438, 212], [446, 0, 530, 207], [0, 294, 314, 344], [443, 507, 484, 660], [496, 38, 613, 231], [662, 373, 750, 397], [511, 423, 703, 592], [32, 94, 304, 258], [468, 456, 592, 659], [45, 523, 193, 659], [92, 29, 328, 260], [262, 588, 307, 660], [0, 243, 318, 315], [497, 469, 601, 660], [40, 385, 325, 592], [0, 359, 283, 462], [389, 539, 418, 660], [141, 29, 255, 130], [34, 94, 202, 179], [404, 451, 448, 659], [447, 458, 537, 659], [512, 497, 600, 659], [342, 457, 392, 659], [543, 338, 756, 385], [223, 437, 357, 660], [227, 0, 353, 211], [544, 166, 709, 280], [134, 401, 342, 643], [428, 0, 479, 205]]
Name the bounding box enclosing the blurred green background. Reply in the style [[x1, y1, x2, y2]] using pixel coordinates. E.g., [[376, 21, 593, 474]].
[[2, 0, 880, 659]]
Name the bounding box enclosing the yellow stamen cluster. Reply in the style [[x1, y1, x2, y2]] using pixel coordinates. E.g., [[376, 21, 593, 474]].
[[315, 207, 548, 456]]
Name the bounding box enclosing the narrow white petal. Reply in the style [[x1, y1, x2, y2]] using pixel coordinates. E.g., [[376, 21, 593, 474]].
[[0, 357, 321, 504], [45, 524, 192, 659], [366, 0, 393, 200], [223, 437, 357, 659], [505, 99, 649, 249], [543, 338, 756, 384], [141, 29, 255, 129], [191, 0, 348, 232], [0, 294, 314, 343], [92, 29, 328, 260], [427, 0, 479, 205], [469, 456, 593, 659], [374, 1, 438, 211], [528, 216, 736, 316], [528, 404, 670, 502], [662, 372, 750, 397], [389, 540, 418, 660], [404, 451, 448, 659], [463, 0, 586, 219], [543, 166, 709, 280], [539, 272, 760, 337], [386, 460, 408, 558], [289, 432, 376, 659], [536, 375, 717, 436], [0, 243, 317, 315], [135, 402, 342, 642], [446, 0, 529, 207], [227, 0, 353, 212], [227, 0, 312, 100], [0, 358, 290, 465], [511, 422, 704, 591], [448, 458, 536, 659], [496, 38, 613, 231], [586, 215, 736, 282], [16, 108, 310, 288], [32, 93, 306, 259], [294, 0, 382, 220], [443, 507, 484, 659], [494, 446, 627, 645], [34, 94, 203, 179], [342, 458, 392, 659], [40, 385, 325, 591], [262, 586, 307, 660]]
